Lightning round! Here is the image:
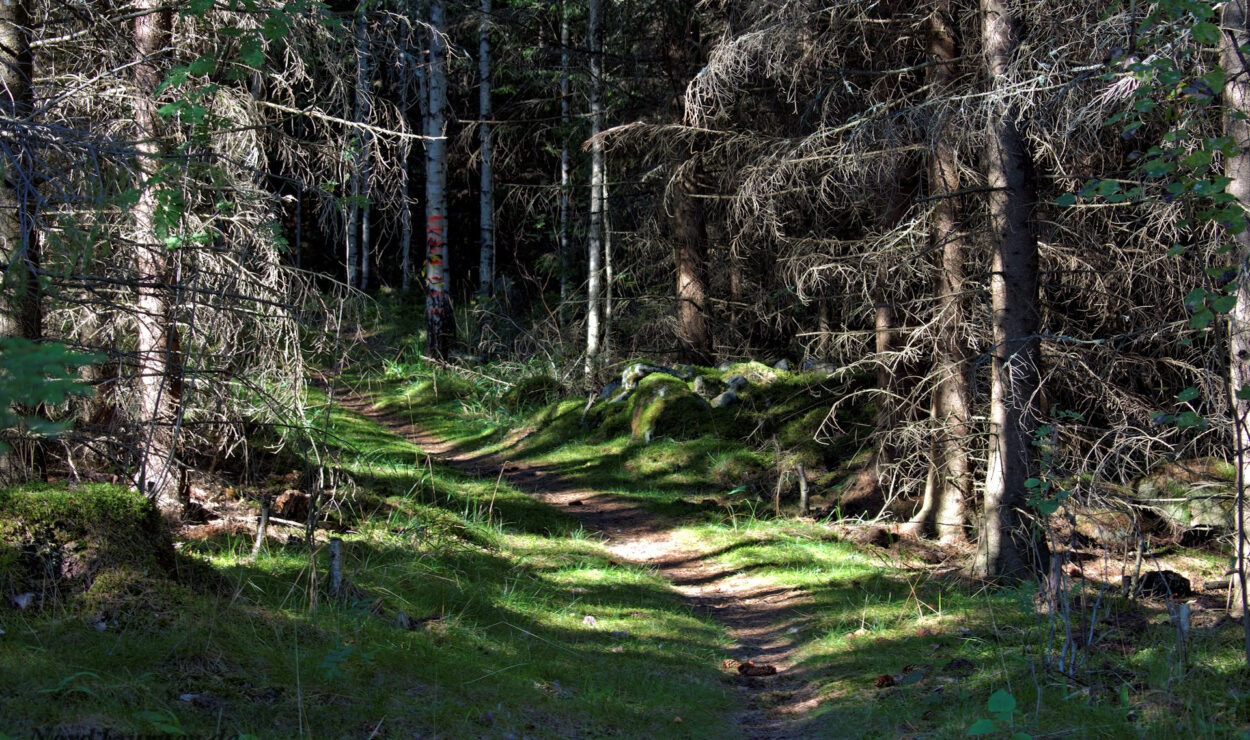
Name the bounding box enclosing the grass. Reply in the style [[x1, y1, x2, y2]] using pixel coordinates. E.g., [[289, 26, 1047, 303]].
[[7, 344, 1250, 737], [348, 356, 1250, 737]]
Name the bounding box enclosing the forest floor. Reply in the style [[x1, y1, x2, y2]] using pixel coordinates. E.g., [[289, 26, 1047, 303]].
[[342, 393, 825, 738]]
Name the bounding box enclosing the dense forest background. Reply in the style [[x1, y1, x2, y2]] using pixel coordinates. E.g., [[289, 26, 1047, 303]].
[[3, 0, 1250, 587]]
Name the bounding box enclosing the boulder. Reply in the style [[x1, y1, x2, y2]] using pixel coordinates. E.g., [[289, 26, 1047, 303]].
[[725, 374, 749, 392], [711, 390, 739, 408], [273, 489, 311, 521], [693, 375, 723, 399], [773, 359, 790, 371], [627, 374, 711, 442], [1132, 459, 1236, 532]]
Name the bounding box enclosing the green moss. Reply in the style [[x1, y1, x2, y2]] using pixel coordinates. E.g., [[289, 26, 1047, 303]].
[[628, 374, 711, 442], [0, 483, 174, 605], [401, 374, 474, 405], [502, 374, 564, 412]]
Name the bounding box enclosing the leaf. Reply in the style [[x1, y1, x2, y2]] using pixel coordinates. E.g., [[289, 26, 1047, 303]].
[[1054, 192, 1077, 207], [1175, 410, 1205, 429], [967, 719, 998, 736], [1175, 387, 1200, 402], [1236, 384, 1250, 401], [1036, 500, 1061, 515], [987, 689, 1017, 715], [1189, 308, 1214, 330], [1213, 294, 1238, 314], [1191, 21, 1222, 46], [241, 37, 265, 69]]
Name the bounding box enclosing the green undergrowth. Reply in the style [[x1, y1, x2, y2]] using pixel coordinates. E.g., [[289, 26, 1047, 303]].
[[361, 355, 1250, 737], [0, 402, 734, 737]]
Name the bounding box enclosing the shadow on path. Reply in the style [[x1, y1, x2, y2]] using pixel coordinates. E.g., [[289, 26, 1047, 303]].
[[341, 395, 831, 738]]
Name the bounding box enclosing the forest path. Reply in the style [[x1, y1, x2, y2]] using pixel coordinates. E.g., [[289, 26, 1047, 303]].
[[340, 394, 826, 738]]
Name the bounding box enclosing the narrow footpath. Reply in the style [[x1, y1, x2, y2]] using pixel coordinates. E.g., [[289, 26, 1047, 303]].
[[341, 395, 828, 738]]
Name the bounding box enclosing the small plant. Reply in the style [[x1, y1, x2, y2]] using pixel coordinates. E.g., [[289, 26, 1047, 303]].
[[967, 689, 1030, 738]]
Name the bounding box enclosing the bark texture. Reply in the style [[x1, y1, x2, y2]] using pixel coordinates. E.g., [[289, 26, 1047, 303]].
[[908, 5, 970, 543], [132, 0, 182, 505], [973, 0, 1043, 578], [1221, 3, 1250, 646], [424, 0, 452, 358]]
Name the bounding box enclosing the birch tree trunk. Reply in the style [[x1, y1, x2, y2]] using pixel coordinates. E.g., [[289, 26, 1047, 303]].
[[478, 0, 495, 300], [132, 0, 182, 506], [973, 0, 1043, 579], [584, 0, 604, 381], [907, 4, 970, 544], [1220, 4, 1250, 661], [424, 0, 453, 358]]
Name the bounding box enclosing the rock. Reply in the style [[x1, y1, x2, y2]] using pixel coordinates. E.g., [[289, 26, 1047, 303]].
[[1132, 458, 1236, 532], [599, 380, 623, 400], [693, 376, 722, 399], [273, 489, 310, 521], [773, 359, 790, 371], [711, 390, 738, 408], [622, 362, 676, 389], [725, 374, 749, 392], [1072, 508, 1136, 546], [801, 358, 837, 375], [1125, 569, 1193, 598], [628, 374, 711, 442]]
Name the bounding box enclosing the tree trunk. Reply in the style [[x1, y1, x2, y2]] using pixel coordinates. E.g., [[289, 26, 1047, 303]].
[[907, 4, 970, 544], [673, 156, 712, 364], [1220, 4, 1250, 663], [0, 0, 38, 343], [478, 0, 495, 300], [973, 0, 1043, 579], [584, 0, 604, 381], [351, 2, 372, 291], [424, 0, 453, 358], [132, 0, 181, 506], [558, 2, 571, 324], [0, 0, 44, 480]]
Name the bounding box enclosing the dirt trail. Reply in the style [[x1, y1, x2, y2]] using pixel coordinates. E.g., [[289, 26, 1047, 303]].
[[342, 397, 826, 738]]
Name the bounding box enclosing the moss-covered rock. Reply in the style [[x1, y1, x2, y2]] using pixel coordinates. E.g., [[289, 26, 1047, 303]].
[[0, 484, 176, 610], [503, 374, 564, 412], [627, 373, 711, 442], [1132, 459, 1236, 531]]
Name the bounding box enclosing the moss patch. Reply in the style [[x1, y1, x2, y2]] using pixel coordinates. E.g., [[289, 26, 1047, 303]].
[[0, 483, 175, 609]]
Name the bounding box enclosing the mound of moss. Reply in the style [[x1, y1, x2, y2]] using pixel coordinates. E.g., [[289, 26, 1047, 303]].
[[502, 374, 564, 412], [0, 483, 177, 613], [627, 373, 712, 442]]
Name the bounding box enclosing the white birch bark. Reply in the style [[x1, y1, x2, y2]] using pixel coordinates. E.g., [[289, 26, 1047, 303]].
[[424, 0, 452, 357], [585, 0, 604, 380]]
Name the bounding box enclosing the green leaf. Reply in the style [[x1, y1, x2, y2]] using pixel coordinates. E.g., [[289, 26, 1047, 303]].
[[1054, 192, 1077, 207], [185, 0, 214, 14], [188, 53, 216, 76], [1175, 410, 1205, 429], [1176, 387, 1201, 402], [967, 719, 998, 736], [1190, 308, 1215, 329], [1236, 384, 1250, 401], [241, 37, 265, 68], [1191, 21, 1222, 46], [987, 689, 1017, 716], [1213, 294, 1238, 314], [1036, 499, 1060, 515]]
